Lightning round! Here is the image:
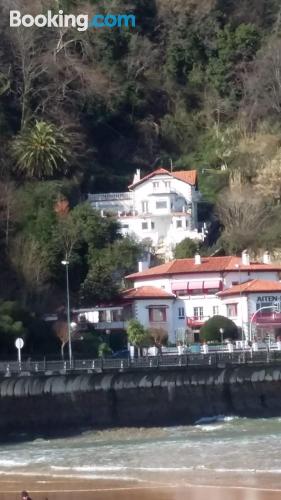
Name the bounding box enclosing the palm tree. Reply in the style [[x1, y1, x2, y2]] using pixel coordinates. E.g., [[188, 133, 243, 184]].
[[12, 121, 70, 179]]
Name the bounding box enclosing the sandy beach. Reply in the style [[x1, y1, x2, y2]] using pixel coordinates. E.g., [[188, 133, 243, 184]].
[[1, 473, 281, 500]]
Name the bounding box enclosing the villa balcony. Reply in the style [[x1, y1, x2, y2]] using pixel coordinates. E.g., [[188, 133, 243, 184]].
[[95, 321, 126, 331], [251, 312, 281, 326], [88, 192, 133, 202], [187, 316, 210, 327]]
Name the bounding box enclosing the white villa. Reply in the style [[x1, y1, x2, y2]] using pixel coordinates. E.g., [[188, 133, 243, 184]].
[[88, 167, 204, 259], [77, 251, 281, 345]]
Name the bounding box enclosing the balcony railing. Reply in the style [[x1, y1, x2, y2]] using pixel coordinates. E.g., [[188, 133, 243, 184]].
[[187, 316, 210, 327], [95, 321, 126, 330], [88, 192, 133, 202], [252, 312, 281, 325]]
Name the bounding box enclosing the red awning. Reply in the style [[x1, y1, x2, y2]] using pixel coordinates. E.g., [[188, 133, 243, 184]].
[[204, 280, 221, 289], [188, 281, 204, 290], [171, 282, 187, 292]]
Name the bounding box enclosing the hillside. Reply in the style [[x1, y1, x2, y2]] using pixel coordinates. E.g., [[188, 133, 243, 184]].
[[0, 0, 281, 316]]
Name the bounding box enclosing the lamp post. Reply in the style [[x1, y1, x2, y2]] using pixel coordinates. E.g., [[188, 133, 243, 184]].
[[219, 327, 224, 344], [235, 263, 244, 345], [61, 259, 72, 365]]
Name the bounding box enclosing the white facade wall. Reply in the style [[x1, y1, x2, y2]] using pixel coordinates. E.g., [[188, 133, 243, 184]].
[[130, 268, 281, 342], [133, 298, 175, 343], [89, 171, 202, 259], [132, 175, 193, 214]]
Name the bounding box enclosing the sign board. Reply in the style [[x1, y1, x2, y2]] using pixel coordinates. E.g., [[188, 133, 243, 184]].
[[15, 338, 24, 349], [15, 337, 24, 364]]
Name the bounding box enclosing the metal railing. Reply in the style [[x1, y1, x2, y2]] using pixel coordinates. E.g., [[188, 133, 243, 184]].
[[88, 192, 133, 202], [0, 350, 281, 377]]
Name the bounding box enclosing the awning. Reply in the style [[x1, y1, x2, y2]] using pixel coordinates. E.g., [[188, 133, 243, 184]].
[[172, 282, 188, 292], [188, 281, 204, 290], [204, 280, 221, 290]]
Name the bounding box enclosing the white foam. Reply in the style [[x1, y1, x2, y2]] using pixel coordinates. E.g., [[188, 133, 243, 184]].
[[0, 459, 28, 467]]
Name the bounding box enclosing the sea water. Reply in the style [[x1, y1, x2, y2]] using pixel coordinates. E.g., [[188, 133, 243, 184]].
[[0, 417, 280, 485]]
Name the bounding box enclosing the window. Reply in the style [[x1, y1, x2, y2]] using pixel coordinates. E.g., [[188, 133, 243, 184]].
[[99, 310, 106, 322], [156, 201, 167, 209], [153, 182, 159, 190], [151, 221, 155, 229], [226, 303, 238, 318], [256, 302, 276, 314], [149, 307, 167, 322], [142, 201, 149, 213], [232, 281, 239, 286], [164, 181, 171, 189], [193, 307, 203, 320], [213, 306, 219, 316], [178, 307, 185, 319], [176, 220, 183, 228], [142, 222, 148, 230], [111, 309, 123, 322], [122, 224, 129, 229]]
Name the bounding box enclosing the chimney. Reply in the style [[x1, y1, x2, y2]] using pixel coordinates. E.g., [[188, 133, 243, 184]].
[[194, 253, 201, 265], [262, 251, 271, 265], [133, 169, 141, 185], [241, 250, 250, 266], [138, 260, 149, 273]]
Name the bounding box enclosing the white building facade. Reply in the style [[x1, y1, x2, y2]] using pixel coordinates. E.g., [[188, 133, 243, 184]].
[[124, 252, 281, 343], [88, 167, 204, 259]]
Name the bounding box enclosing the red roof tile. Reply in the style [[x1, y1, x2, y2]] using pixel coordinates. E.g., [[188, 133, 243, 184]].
[[126, 256, 281, 280], [121, 286, 175, 299], [128, 168, 197, 189], [172, 170, 197, 185], [218, 279, 281, 297]]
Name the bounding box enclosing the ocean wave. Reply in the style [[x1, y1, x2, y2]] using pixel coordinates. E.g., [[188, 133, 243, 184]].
[[196, 425, 224, 431], [0, 459, 28, 467], [51, 465, 128, 472]]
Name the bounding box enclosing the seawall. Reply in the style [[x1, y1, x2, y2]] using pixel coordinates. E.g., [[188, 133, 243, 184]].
[[1, 363, 281, 435]]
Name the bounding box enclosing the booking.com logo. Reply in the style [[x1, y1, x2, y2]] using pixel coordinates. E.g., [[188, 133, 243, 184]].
[[10, 10, 136, 31]]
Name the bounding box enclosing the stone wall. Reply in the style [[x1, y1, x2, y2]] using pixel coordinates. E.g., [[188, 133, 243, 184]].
[[1, 364, 281, 435]]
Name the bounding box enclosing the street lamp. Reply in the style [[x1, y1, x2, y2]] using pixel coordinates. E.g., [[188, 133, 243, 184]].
[[235, 263, 244, 346], [61, 259, 72, 365], [219, 327, 224, 344]]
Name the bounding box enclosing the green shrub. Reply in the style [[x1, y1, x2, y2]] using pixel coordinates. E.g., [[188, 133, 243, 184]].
[[200, 315, 238, 342]]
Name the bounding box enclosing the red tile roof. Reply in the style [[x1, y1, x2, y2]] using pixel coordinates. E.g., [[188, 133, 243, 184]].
[[172, 170, 197, 185], [121, 286, 175, 300], [218, 279, 281, 297], [126, 256, 281, 280], [128, 168, 197, 189]]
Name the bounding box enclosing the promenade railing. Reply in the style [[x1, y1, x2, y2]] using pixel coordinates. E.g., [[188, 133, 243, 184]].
[[0, 349, 281, 376]]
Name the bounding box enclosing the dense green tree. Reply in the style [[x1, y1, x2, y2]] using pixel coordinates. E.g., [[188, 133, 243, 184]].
[[79, 263, 120, 306], [0, 301, 35, 358], [174, 238, 201, 259], [200, 315, 238, 342], [207, 23, 261, 96]]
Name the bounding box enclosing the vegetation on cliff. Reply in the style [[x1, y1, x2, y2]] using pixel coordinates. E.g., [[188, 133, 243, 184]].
[[0, 0, 281, 342]]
